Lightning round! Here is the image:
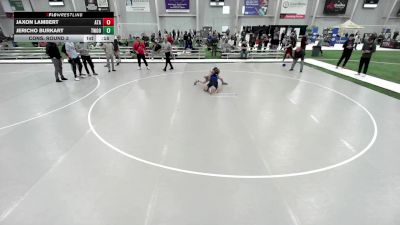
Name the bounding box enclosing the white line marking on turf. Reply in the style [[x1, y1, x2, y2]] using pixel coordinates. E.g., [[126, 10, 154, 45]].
[[0, 77, 100, 131], [87, 70, 378, 179], [341, 139, 356, 153], [288, 98, 297, 105], [310, 115, 320, 124], [169, 90, 181, 125], [0, 150, 69, 222], [143, 186, 160, 225], [286, 203, 302, 225], [162, 145, 168, 157]]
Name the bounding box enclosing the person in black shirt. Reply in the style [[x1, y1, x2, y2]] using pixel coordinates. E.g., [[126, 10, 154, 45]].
[[263, 34, 269, 51], [46, 42, 67, 82], [113, 38, 121, 66], [183, 31, 189, 49], [240, 41, 248, 59], [172, 29, 176, 40], [300, 34, 307, 50], [336, 34, 355, 69], [357, 37, 376, 76], [280, 32, 285, 48]]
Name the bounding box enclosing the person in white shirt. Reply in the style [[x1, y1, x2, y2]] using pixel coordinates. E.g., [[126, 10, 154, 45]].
[[354, 34, 361, 50], [65, 42, 85, 81], [163, 38, 174, 71], [102, 42, 116, 72]]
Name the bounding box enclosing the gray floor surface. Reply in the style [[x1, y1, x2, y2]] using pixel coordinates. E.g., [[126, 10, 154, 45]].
[[0, 62, 399, 225]]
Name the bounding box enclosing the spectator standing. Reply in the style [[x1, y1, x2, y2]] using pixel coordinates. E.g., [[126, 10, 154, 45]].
[[186, 35, 193, 50], [46, 42, 67, 82], [336, 34, 355, 69], [357, 37, 376, 76], [301, 34, 307, 50], [315, 35, 324, 56], [133, 37, 150, 70], [65, 41, 85, 81], [222, 39, 232, 53], [233, 34, 238, 46], [183, 31, 189, 48], [271, 30, 280, 49], [128, 34, 133, 43], [354, 34, 361, 50], [211, 33, 219, 56], [76, 42, 98, 76], [172, 29, 176, 40], [263, 35, 269, 51], [280, 32, 285, 47], [113, 38, 121, 66], [290, 33, 297, 48], [240, 41, 248, 59], [256, 36, 263, 52], [103, 42, 116, 72]]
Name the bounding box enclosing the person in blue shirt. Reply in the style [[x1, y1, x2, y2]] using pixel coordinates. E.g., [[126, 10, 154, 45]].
[[194, 67, 227, 87], [204, 67, 221, 94], [65, 42, 85, 81]]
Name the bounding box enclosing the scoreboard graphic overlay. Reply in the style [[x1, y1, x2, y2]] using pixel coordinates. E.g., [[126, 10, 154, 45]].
[[14, 12, 114, 42]]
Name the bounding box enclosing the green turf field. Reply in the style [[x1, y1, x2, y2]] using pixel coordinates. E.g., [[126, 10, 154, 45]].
[[306, 63, 400, 100], [306, 50, 400, 84]]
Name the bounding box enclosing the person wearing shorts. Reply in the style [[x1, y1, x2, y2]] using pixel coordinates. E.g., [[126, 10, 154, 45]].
[[204, 68, 220, 94], [206, 74, 219, 92], [194, 67, 227, 86]]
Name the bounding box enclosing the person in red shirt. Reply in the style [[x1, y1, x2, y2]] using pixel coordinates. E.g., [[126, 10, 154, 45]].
[[133, 37, 150, 70], [166, 35, 174, 44], [133, 36, 139, 51]]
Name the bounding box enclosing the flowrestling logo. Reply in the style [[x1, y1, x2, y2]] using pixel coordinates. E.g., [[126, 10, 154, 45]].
[[324, 0, 348, 15]]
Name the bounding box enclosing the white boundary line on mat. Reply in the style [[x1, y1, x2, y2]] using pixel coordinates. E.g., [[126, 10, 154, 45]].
[[88, 70, 378, 179]]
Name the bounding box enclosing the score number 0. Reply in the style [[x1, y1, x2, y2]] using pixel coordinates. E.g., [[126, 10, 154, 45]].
[[102, 18, 115, 35], [103, 18, 114, 26]]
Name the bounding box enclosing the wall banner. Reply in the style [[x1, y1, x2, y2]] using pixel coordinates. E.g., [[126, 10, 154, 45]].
[[165, 0, 190, 12], [323, 0, 348, 15], [243, 0, 269, 16], [126, 0, 150, 12], [280, 0, 308, 19], [85, 0, 110, 12]]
